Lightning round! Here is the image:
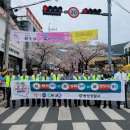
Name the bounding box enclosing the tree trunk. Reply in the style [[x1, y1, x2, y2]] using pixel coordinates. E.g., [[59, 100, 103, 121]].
[[85, 61, 88, 70]]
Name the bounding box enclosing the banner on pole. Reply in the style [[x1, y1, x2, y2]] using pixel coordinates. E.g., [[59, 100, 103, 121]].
[[10, 29, 98, 43], [11, 80, 125, 101]]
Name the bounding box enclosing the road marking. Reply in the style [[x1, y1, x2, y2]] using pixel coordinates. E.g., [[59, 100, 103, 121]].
[[80, 106, 98, 120], [121, 105, 130, 113], [9, 125, 27, 130], [101, 107, 125, 120], [102, 122, 123, 130], [73, 122, 90, 130], [0, 107, 8, 115], [31, 107, 49, 122], [58, 106, 71, 120], [2, 107, 29, 123], [41, 123, 57, 130]]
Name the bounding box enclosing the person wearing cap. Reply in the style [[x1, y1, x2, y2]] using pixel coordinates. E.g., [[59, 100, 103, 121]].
[[5, 68, 17, 109], [31, 67, 41, 107], [81, 70, 91, 107], [19, 68, 29, 107], [40, 70, 50, 107], [50, 68, 61, 107], [92, 68, 101, 107], [72, 70, 81, 107], [62, 68, 73, 107], [114, 65, 129, 109]]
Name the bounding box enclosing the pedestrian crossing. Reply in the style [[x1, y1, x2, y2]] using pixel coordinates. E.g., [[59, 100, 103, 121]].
[[0, 105, 130, 130]]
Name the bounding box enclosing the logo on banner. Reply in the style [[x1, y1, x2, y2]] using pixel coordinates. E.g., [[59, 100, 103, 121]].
[[110, 83, 119, 91], [78, 83, 85, 90], [91, 83, 99, 91], [13, 82, 29, 97], [61, 83, 69, 90], [49, 83, 56, 90], [33, 83, 40, 90]]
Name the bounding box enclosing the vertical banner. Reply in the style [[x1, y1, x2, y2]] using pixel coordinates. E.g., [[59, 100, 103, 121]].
[[11, 80, 125, 101]]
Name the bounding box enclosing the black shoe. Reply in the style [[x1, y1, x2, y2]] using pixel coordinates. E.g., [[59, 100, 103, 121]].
[[69, 105, 72, 107], [75, 104, 77, 107], [64, 104, 67, 107], [109, 106, 112, 109], [84, 104, 87, 107], [38, 104, 40, 107], [103, 105, 107, 108], [46, 104, 49, 107], [93, 104, 97, 106], [26, 104, 29, 107], [117, 106, 120, 109], [12, 106, 15, 109], [42, 104, 45, 107], [52, 104, 56, 107], [32, 105, 35, 107], [20, 105, 23, 107], [5, 106, 10, 108], [87, 104, 91, 106], [58, 104, 61, 107]]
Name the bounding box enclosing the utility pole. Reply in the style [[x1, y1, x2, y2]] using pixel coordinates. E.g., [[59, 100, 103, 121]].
[[3, 0, 11, 69], [108, 0, 112, 67]]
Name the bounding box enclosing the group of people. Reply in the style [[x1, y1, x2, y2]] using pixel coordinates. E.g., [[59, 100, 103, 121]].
[[0, 64, 130, 109]]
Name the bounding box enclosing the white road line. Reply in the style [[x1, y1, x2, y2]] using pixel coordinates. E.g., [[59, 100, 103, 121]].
[[2, 107, 29, 124], [80, 106, 98, 120], [101, 107, 125, 120], [102, 122, 123, 130], [121, 106, 130, 113], [41, 123, 57, 130], [58, 106, 71, 120], [0, 107, 9, 115], [73, 122, 90, 130], [9, 125, 27, 130], [31, 107, 49, 122]]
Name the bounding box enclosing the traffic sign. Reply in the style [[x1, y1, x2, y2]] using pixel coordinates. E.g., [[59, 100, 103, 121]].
[[68, 7, 79, 18]]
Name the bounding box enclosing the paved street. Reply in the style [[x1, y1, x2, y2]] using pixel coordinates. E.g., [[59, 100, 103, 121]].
[[0, 101, 130, 130]]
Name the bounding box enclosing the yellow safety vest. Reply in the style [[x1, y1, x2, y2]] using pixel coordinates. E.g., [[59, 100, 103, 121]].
[[128, 73, 130, 80], [20, 75, 29, 80], [31, 75, 39, 81], [42, 76, 50, 81], [52, 74, 61, 81], [92, 75, 100, 80], [83, 76, 90, 80], [73, 76, 81, 80], [6, 75, 16, 87]]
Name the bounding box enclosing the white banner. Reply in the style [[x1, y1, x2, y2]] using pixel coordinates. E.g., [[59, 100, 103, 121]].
[[11, 80, 125, 101]]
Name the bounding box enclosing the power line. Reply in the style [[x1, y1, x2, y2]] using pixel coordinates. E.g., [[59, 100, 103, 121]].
[[112, 0, 130, 14], [11, 0, 51, 10]]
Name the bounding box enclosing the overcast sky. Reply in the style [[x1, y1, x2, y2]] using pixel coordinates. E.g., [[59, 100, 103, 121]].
[[12, 0, 130, 45]]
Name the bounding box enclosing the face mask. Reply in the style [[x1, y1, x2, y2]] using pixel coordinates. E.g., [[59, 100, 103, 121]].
[[66, 71, 69, 76]]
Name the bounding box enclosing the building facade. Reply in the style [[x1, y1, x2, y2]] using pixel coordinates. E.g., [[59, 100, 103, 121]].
[[0, 6, 24, 72]]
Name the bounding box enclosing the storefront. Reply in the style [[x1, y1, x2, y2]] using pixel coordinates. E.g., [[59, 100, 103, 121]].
[[0, 41, 24, 73]]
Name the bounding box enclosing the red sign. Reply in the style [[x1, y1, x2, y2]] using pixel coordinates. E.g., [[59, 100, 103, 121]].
[[68, 7, 79, 18]]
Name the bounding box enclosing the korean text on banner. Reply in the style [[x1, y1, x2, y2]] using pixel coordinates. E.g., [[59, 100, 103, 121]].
[[11, 80, 125, 101], [70, 29, 98, 43]]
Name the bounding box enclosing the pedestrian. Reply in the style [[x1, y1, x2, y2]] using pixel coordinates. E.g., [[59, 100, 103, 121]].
[[92, 68, 101, 107], [31, 67, 41, 107], [19, 68, 29, 107], [103, 69, 112, 109], [5, 68, 17, 109], [50, 68, 61, 107], [40, 69, 50, 107], [73, 70, 81, 107], [81, 70, 91, 107], [114, 65, 129, 109], [62, 68, 73, 107]]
